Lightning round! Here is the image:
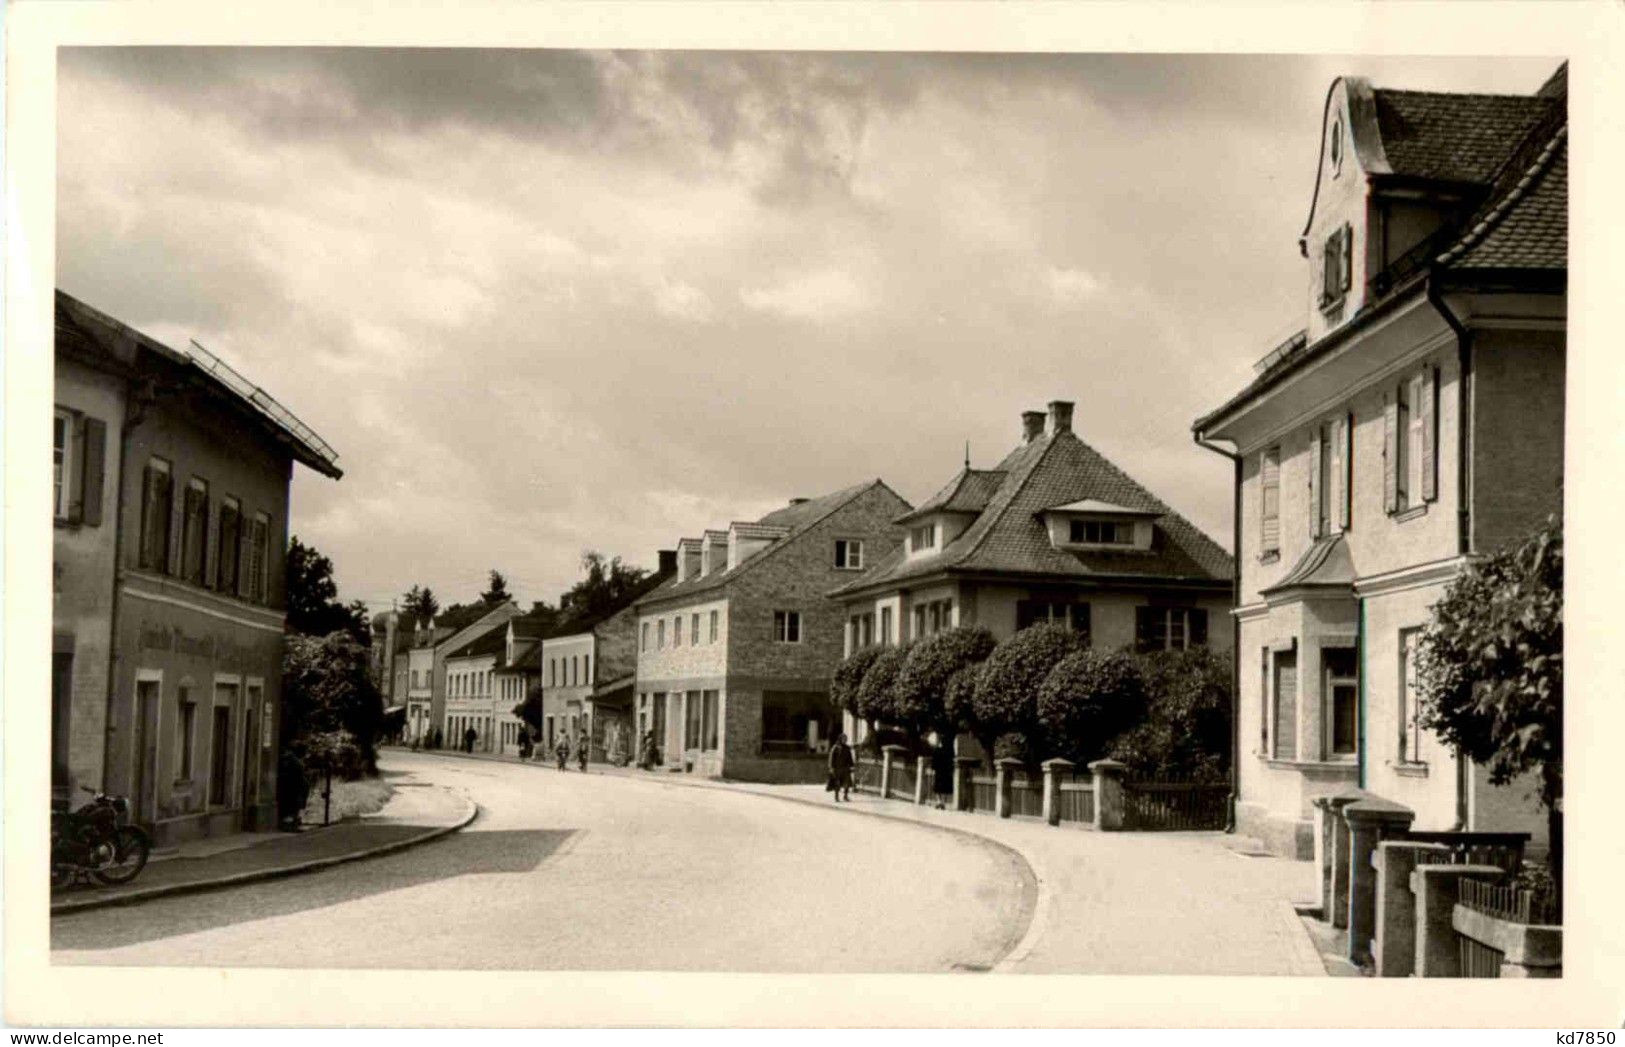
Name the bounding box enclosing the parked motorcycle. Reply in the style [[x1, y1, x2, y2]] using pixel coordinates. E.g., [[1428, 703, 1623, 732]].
[[51, 788, 151, 889]]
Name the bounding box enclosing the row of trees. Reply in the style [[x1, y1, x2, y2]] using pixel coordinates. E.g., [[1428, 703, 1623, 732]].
[[831, 623, 1230, 782]]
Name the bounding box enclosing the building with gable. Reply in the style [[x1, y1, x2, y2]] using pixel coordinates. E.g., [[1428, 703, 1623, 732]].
[[635, 481, 911, 781], [1192, 65, 1565, 857], [831, 399, 1234, 747]]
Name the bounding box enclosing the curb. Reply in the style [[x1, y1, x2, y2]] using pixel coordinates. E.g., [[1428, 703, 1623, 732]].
[[50, 788, 479, 916]]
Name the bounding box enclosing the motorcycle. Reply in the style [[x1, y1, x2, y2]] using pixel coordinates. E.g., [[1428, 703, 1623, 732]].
[[51, 787, 151, 889]]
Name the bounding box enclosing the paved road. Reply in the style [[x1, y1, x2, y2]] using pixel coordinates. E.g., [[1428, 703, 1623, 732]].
[[52, 751, 1034, 972]]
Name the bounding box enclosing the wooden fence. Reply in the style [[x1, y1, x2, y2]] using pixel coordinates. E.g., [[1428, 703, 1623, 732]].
[[853, 758, 881, 794], [1056, 781, 1096, 824], [1120, 779, 1230, 831]]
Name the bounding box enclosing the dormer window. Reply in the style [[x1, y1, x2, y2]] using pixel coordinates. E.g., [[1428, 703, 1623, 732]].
[[909, 523, 938, 553], [1068, 520, 1132, 546], [1320, 222, 1354, 310]]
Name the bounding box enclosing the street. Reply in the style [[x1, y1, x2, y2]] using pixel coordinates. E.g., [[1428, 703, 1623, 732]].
[[51, 750, 1035, 972]]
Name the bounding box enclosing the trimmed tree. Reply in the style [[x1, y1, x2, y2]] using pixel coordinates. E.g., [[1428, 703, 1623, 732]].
[[894, 626, 998, 737], [971, 624, 1084, 768], [830, 646, 885, 721], [1037, 648, 1149, 767], [1415, 515, 1563, 890], [1109, 647, 1230, 782], [855, 643, 913, 745]]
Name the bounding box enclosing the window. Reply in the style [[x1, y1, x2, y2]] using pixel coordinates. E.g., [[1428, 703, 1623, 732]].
[[702, 690, 719, 751], [910, 523, 937, 553], [1068, 519, 1133, 545], [139, 458, 174, 572], [690, 613, 700, 646], [1135, 606, 1209, 652], [1329, 115, 1345, 175], [182, 478, 210, 585], [685, 690, 703, 750], [177, 689, 197, 781], [657, 619, 666, 649], [1272, 650, 1298, 760], [1321, 223, 1353, 307], [880, 607, 893, 645], [835, 539, 864, 570], [1016, 600, 1090, 642], [773, 610, 802, 643], [760, 691, 830, 754], [1260, 446, 1281, 554], [674, 615, 683, 647], [248, 512, 270, 603], [54, 409, 73, 520], [849, 612, 876, 650], [584, 654, 592, 683], [1399, 629, 1423, 764], [640, 623, 649, 653], [709, 609, 719, 644], [217, 497, 242, 593], [1324, 648, 1359, 758], [1386, 367, 1438, 514]]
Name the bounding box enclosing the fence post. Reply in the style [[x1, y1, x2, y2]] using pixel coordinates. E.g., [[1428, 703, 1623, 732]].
[[993, 758, 1021, 818], [1373, 840, 1446, 977], [1041, 757, 1075, 826], [914, 755, 929, 805], [1321, 788, 1371, 928], [1344, 798, 1415, 968], [1088, 758, 1127, 831], [953, 756, 979, 812], [881, 744, 904, 799], [1411, 863, 1504, 977]]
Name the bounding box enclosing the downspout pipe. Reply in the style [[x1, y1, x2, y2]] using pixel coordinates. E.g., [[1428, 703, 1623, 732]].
[[1194, 432, 1243, 834], [1426, 276, 1473, 830]]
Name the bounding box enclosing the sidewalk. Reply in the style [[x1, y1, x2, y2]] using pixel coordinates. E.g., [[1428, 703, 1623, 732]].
[[403, 745, 1327, 975], [51, 771, 476, 916]]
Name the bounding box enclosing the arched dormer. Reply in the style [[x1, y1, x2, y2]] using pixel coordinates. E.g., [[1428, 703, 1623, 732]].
[[1298, 77, 1388, 343]]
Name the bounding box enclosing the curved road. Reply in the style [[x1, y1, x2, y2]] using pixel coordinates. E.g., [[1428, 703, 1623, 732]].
[[52, 751, 1035, 972]]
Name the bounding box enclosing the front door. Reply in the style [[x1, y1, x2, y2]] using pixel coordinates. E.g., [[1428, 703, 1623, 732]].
[[133, 681, 160, 824]]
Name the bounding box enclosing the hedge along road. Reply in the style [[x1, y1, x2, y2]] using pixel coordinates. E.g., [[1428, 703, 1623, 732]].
[[51, 749, 1034, 972]]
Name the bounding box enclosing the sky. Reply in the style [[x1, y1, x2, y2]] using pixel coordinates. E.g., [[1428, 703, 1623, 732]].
[[56, 49, 1561, 613]]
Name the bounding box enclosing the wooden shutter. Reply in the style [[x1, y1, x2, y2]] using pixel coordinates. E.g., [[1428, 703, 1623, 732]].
[[1340, 222, 1354, 293], [1327, 421, 1344, 533], [1382, 393, 1399, 513], [1341, 412, 1353, 530], [66, 417, 89, 522], [1322, 236, 1337, 300], [1260, 447, 1280, 551], [1307, 427, 1322, 538], [1189, 609, 1208, 648], [80, 417, 106, 526], [1420, 366, 1438, 502]]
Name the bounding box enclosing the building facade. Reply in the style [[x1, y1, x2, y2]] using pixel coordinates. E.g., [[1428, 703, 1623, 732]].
[[832, 400, 1234, 748], [492, 618, 542, 755], [427, 601, 522, 744], [1192, 67, 1566, 858], [55, 291, 343, 845], [635, 481, 911, 782]]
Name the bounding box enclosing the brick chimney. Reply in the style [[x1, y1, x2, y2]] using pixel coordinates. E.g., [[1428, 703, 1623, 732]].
[[657, 549, 677, 576], [1048, 400, 1074, 436], [1021, 410, 1046, 443]]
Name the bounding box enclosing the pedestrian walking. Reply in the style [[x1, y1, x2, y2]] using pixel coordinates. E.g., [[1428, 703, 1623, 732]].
[[828, 733, 855, 802], [464, 725, 477, 753], [577, 731, 589, 772], [555, 734, 569, 771], [931, 737, 955, 810]]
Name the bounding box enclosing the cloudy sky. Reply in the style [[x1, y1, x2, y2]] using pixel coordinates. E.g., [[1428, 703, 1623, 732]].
[[57, 49, 1559, 612]]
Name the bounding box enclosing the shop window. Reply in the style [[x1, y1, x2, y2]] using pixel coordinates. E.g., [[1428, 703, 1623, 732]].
[[702, 690, 719, 751], [760, 691, 830, 755]]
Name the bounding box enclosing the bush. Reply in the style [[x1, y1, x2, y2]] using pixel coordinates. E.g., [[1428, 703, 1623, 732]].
[[992, 731, 1034, 764], [831, 646, 885, 715], [1037, 649, 1148, 766], [972, 624, 1083, 749], [1109, 647, 1231, 782], [894, 626, 998, 735], [942, 663, 983, 734], [283, 631, 382, 780], [856, 643, 913, 725]]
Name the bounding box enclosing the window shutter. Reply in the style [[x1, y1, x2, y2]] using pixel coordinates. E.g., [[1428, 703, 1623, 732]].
[[1341, 412, 1353, 530], [66, 416, 89, 522], [1327, 421, 1343, 534], [1307, 427, 1322, 538], [80, 417, 106, 526], [1421, 366, 1438, 502], [1340, 222, 1354, 293], [1322, 236, 1337, 299], [1134, 607, 1155, 652], [1260, 448, 1280, 551], [1189, 609, 1208, 648], [1382, 393, 1399, 513]]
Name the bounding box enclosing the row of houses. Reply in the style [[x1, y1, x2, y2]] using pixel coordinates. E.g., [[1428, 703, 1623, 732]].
[[52, 290, 343, 846]]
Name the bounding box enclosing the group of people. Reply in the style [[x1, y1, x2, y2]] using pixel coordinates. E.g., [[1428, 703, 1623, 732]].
[[825, 732, 957, 809]]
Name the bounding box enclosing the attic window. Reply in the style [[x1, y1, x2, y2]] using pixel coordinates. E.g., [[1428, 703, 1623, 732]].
[[1320, 222, 1354, 310], [1069, 520, 1132, 546]]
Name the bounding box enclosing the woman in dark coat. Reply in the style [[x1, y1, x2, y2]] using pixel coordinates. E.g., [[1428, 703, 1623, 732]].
[[828, 733, 855, 802], [931, 735, 956, 810]]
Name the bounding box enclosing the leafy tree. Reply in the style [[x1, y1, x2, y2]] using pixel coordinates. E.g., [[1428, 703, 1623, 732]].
[[942, 664, 983, 735], [515, 683, 544, 735], [558, 551, 651, 627], [1038, 648, 1149, 767], [286, 537, 370, 643], [855, 644, 913, 728], [401, 584, 439, 628], [480, 569, 512, 605], [894, 626, 998, 737], [282, 631, 383, 800], [431, 600, 501, 634], [831, 646, 885, 717], [972, 624, 1083, 767], [1415, 515, 1563, 888], [1108, 647, 1230, 782]]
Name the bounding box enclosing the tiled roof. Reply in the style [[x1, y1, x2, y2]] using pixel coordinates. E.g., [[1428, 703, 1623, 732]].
[[1372, 89, 1554, 184], [1439, 130, 1566, 272], [494, 639, 540, 674], [447, 626, 509, 661], [834, 431, 1232, 596], [639, 480, 899, 607], [897, 468, 1007, 523]]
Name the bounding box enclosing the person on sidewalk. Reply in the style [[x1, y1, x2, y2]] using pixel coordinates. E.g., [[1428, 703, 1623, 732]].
[[555, 734, 569, 771], [577, 731, 589, 772], [931, 737, 955, 810], [828, 733, 855, 802], [463, 726, 478, 754]]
